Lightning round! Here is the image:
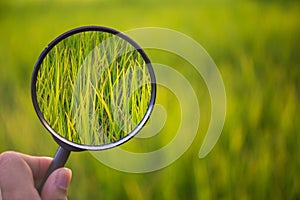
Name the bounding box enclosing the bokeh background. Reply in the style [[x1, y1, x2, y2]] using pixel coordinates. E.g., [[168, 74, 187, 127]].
[[0, 0, 299, 199]]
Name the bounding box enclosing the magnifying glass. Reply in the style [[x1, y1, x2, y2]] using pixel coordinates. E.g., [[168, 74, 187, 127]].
[[31, 26, 156, 193]]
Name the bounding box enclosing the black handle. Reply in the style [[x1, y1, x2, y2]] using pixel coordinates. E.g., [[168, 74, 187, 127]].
[[38, 146, 71, 194]]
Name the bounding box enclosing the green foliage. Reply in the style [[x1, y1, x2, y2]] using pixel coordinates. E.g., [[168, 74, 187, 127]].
[[0, 0, 299, 199], [36, 31, 151, 145]]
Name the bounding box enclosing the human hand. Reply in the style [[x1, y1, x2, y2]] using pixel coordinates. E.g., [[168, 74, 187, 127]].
[[0, 151, 72, 200]]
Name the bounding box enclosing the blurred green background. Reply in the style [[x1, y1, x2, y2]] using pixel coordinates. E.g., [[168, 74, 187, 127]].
[[0, 0, 299, 199]]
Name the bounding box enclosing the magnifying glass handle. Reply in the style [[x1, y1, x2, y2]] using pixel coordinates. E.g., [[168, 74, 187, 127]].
[[37, 146, 71, 194]]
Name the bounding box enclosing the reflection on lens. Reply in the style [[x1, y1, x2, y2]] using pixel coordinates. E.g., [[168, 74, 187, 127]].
[[36, 31, 152, 146]]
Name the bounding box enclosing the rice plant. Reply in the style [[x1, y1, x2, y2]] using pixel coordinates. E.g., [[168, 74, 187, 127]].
[[36, 31, 152, 146]]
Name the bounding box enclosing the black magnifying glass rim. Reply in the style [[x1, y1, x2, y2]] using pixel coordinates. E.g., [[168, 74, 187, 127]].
[[31, 25, 156, 151]]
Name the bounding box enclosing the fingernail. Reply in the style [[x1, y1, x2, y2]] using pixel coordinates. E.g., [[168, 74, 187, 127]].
[[56, 168, 72, 190]]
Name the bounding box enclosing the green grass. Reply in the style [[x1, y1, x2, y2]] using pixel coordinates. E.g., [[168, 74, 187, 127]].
[[36, 31, 152, 145], [0, 0, 299, 199]]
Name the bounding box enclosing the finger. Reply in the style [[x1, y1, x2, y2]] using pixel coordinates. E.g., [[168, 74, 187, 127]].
[[0, 151, 40, 200], [7, 151, 53, 187], [41, 168, 72, 200]]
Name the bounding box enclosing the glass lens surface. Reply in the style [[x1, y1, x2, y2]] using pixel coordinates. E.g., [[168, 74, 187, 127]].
[[35, 31, 152, 146]]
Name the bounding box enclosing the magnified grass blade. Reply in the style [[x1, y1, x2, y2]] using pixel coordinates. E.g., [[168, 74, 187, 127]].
[[36, 31, 152, 146]]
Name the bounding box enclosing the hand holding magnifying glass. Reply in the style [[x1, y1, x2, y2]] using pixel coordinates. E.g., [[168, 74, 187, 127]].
[[31, 26, 156, 194]]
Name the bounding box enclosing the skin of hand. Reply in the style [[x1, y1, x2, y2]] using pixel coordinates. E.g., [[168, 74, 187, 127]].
[[0, 151, 72, 200]]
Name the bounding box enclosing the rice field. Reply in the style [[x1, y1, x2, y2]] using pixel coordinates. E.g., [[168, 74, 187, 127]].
[[35, 30, 152, 145], [0, 0, 299, 199]]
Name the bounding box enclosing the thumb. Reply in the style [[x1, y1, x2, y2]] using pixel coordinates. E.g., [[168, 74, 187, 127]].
[[41, 168, 72, 200]]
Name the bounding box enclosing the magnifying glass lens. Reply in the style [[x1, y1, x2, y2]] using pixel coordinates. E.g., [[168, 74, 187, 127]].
[[34, 30, 154, 147]]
